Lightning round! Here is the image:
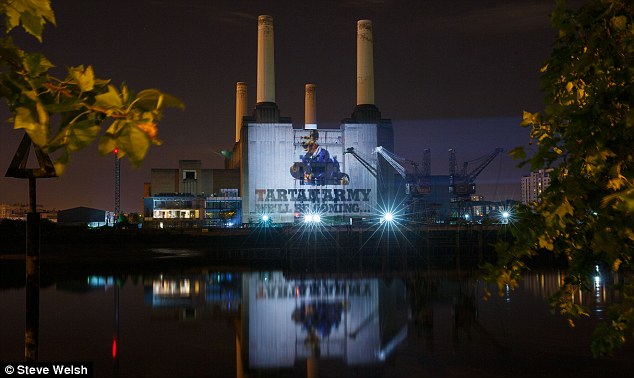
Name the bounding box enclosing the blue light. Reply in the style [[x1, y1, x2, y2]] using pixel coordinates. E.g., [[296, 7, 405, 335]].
[[383, 212, 394, 222]]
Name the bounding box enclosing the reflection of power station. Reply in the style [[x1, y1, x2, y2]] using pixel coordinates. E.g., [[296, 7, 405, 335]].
[[240, 272, 408, 371], [143, 273, 241, 321]]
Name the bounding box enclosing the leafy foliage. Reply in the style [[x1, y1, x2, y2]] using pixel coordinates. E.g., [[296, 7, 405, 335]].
[[485, 0, 634, 356], [0, 0, 183, 174]]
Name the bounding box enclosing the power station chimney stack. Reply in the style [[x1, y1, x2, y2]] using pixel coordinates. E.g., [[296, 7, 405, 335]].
[[304, 84, 317, 130], [257, 15, 275, 104], [235, 82, 247, 142], [350, 19, 380, 122], [356, 20, 374, 106]]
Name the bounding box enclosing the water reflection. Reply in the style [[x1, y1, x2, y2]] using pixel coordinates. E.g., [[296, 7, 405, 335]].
[[144, 273, 241, 320], [243, 272, 408, 371], [521, 268, 617, 321], [1, 266, 632, 377]]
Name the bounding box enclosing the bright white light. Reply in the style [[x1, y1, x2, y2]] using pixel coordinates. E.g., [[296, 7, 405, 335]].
[[496, 207, 515, 225], [262, 214, 270, 222], [304, 213, 322, 223], [383, 212, 394, 222], [464, 214, 470, 220]]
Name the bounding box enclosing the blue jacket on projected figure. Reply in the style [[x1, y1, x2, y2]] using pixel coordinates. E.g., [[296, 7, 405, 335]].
[[290, 130, 349, 186]]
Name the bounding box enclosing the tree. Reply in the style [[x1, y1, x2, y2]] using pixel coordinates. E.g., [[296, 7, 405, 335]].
[[0, 0, 183, 174], [484, 0, 634, 356]]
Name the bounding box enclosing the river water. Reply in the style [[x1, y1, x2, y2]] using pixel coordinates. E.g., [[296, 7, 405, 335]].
[[1, 251, 632, 378]]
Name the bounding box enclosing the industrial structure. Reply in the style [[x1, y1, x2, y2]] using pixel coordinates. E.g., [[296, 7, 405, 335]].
[[224, 16, 393, 225], [142, 15, 509, 227]]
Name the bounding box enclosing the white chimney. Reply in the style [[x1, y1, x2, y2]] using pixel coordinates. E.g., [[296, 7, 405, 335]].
[[235, 82, 247, 142], [356, 20, 374, 106], [304, 84, 317, 130], [257, 15, 275, 104]]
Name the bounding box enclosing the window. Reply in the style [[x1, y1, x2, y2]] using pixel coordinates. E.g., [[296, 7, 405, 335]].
[[183, 170, 197, 180]]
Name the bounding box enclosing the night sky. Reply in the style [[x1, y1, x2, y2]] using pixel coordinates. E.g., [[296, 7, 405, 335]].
[[0, 0, 581, 212]]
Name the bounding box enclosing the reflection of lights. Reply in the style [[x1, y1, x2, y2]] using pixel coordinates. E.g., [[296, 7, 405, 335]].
[[153, 279, 191, 296], [376, 326, 408, 361], [87, 275, 115, 289]]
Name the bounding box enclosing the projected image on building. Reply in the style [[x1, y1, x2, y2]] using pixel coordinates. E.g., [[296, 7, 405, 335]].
[[290, 130, 350, 186]]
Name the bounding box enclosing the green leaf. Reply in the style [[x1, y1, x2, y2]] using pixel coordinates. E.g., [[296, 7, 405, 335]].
[[42, 101, 83, 113], [98, 134, 117, 156], [4, 0, 56, 41], [135, 89, 184, 111], [53, 150, 70, 176], [94, 85, 123, 110], [64, 119, 101, 152], [24, 52, 54, 76], [69, 65, 95, 92], [611, 16, 627, 31], [554, 198, 574, 220], [13, 105, 47, 146], [120, 124, 151, 166], [20, 10, 45, 41], [521, 110, 540, 126], [509, 146, 526, 160]]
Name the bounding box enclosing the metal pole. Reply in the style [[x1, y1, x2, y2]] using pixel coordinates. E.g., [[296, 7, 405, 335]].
[[25, 177, 40, 362]]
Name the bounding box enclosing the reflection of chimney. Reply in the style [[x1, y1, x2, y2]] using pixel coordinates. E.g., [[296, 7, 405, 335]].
[[304, 84, 317, 130], [257, 15, 275, 104], [357, 20, 374, 106], [235, 82, 247, 142]]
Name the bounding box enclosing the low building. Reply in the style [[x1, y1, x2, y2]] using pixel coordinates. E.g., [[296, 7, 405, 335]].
[[143, 160, 241, 228], [57, 206, 114, 227], [0, 203, 57, 222]]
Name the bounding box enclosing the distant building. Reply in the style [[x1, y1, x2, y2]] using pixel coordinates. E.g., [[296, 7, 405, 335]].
[[521, 169, 553, 204], [0, 203, 57, 222], [57, 206, 114, 227], [143, 160, 241, 228]]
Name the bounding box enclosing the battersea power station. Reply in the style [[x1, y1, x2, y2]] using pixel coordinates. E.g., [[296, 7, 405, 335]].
[[145, 16, 397, 227]]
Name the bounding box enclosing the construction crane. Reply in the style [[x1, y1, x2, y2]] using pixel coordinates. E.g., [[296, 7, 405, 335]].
[[374, 146, 407, 178], [450, 148, 505, 198], [345, 146, 431, 196], [345, 147, 379, 178]]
